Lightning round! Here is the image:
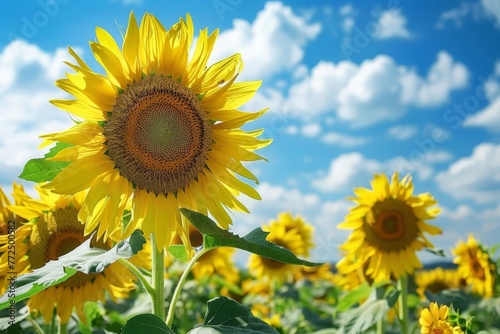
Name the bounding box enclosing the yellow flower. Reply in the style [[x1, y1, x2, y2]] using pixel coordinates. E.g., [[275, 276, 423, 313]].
[[0, 186, 147, 324], [268, 212, 314, 257], [41, 12, 270, 251], [415, 267, 462, 299], [419, 302, 464, 334], [452, 234, 496, 298], [248, 215, 307, 281], [337, 173, 441, 282]]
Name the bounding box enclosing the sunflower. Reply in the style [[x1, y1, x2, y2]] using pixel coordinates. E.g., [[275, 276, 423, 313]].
[[41, 12, 270, 251], [333, 255, 366, 291], [0, 186, 147, 324], [248, 220, 305, 281], [415, 267, 462, 299], [268, 212, 314, 257], [337, 173, 441, 282], [419, 302, 464, 334], [452, 235, 496, 298]]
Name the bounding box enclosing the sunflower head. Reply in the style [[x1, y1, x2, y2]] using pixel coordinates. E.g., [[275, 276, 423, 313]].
[[0, 186, 141, 324], [337, 172, 441, 282], [415, 267, 462, 300], [266, 212, 315, 257], [41, 11, 270, 251], [452, 234, 496, 298], [248, 219, 306, 282]]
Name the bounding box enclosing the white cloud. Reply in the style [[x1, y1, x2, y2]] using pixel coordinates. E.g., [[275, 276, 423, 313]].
[[375, 10, 413, 40], [301, 123, 321, 137], [284, 125, 299, 135], [210, 1, 321, 80], [404, 51, 469, 107], [321, 132, 368, 147], [436, 143, 500, 204], [388, 125, 418, 140], [339, 4, 354, 16], [342, 17, 355, 33], [424, 150, 454, 163], [464, 60, 500, 131], [435, 3, 482, 29], [312, 153, 382, 193], [482, 0, 500, 27], [463, 97, 500, 131], [0, 40, 74, 181], [284, 51, 468, 127]]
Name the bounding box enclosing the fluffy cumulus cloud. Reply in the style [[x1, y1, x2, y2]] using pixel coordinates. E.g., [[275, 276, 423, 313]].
[[210, 1, 321, 80], [374, 9, 413, 39], [284, 51, 468, 127], [436, 143, 500, 204], [312, 152, 382, 193], [0, 40, 75, 188], [464, 60, 500, 131], [301, 123, 321, 137], [387, 125, 419, 140]]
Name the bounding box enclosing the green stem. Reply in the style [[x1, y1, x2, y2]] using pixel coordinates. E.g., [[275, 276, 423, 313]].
[[398, 275, 409, 334], [26, 317, 45, 334], [57, 322, 68, 334], [165, 247, 210, 327], [376, 318, 384, 334], [151, 233, 165, 320], [117, 258, 155, 296]]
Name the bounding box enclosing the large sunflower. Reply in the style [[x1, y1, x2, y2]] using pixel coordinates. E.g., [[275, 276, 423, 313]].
[[0, 186, 146, 324], [337, 173, 441, 282], [419, 302, 464, 334], [41, 12, 270, 251], [452, 235, 496, 298], [415, 267, 462, 299]]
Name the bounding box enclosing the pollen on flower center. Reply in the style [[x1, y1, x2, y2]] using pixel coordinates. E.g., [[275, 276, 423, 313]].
[[105, 75, 212, 194], [374, 211, 405, 241]]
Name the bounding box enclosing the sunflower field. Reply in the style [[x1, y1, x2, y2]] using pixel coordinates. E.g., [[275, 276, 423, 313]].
[[1, 9, 500, 334]]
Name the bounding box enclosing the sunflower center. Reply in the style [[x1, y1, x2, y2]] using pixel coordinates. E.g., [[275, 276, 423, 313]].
[[28, 207, 111, 288], [105, 75, 212, 195], [363, 198, 418, 252], [426, 281, 450, 294], [373, 211, 405, 241]]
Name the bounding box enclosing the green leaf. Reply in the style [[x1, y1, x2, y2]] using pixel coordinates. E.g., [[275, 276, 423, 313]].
[[337, 296, 392, 334], [44, 142, 73, 158], [181, 209, 322, 267], [121, 314, 174, 334], [336, 283, 373, 312], [19, 142, 73, 183], [0, 230, 146, 310], [188, 296, 280, 334], [18, 158, 70, 183], [168, 245, 190, 262]]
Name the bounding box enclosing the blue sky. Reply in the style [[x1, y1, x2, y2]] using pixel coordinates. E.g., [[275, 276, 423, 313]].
[[0, 0, 499, 264]]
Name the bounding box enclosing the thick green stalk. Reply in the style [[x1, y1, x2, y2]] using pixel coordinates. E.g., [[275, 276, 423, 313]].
[[398, 275, 409, 334], [377, 318, 384, 334], [151, 233, 165, 320], [165, 247, 210, 327]]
